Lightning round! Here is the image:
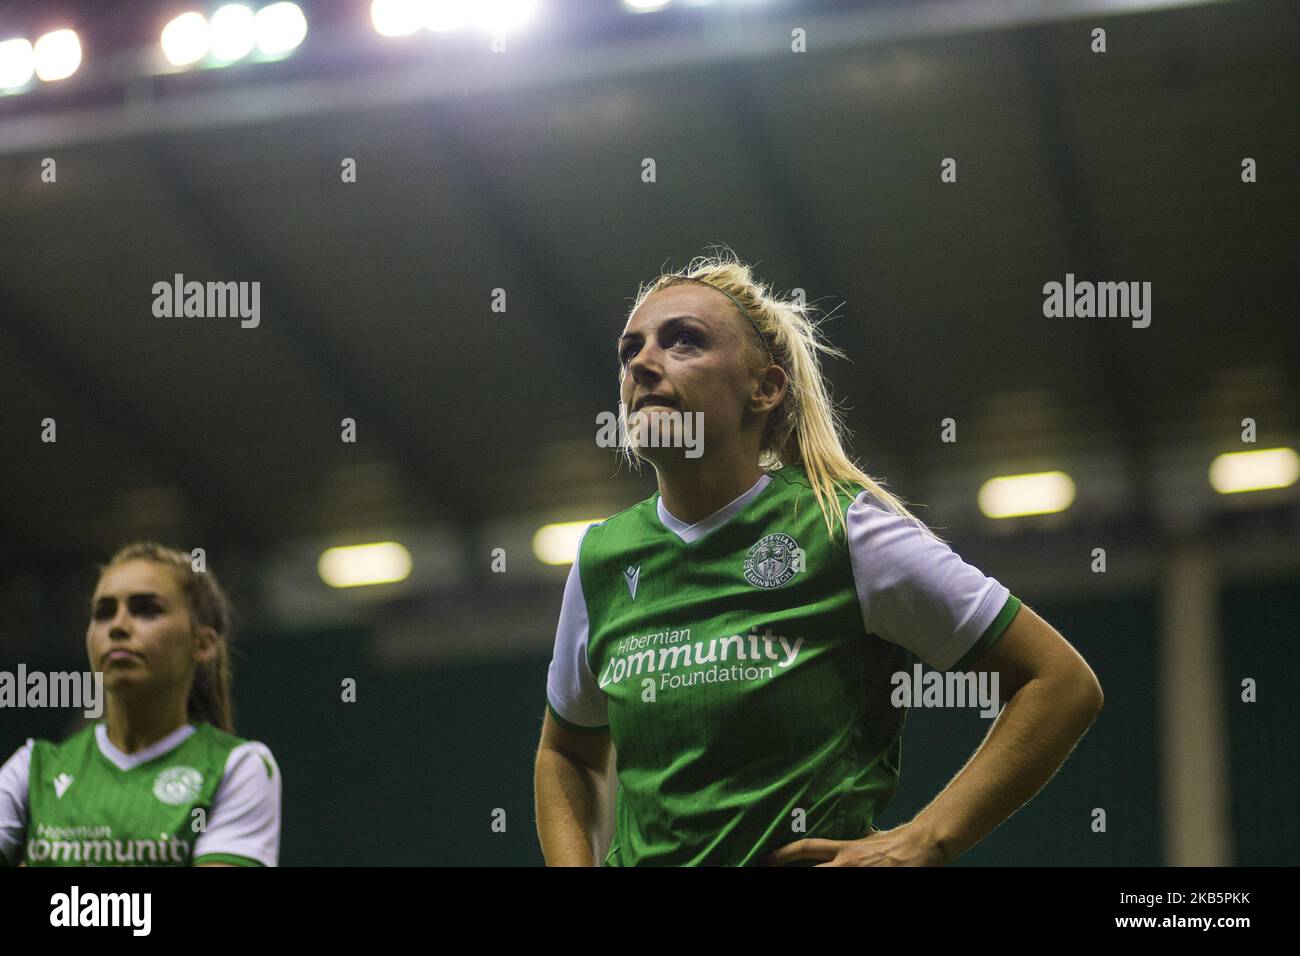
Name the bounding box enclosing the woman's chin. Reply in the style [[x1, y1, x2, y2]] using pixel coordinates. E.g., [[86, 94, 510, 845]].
[[101, 669, 152, 695]]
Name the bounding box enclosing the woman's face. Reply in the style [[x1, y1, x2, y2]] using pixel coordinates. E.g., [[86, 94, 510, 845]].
[[86, 559, 203, 698], [619, 284, 773, 462]]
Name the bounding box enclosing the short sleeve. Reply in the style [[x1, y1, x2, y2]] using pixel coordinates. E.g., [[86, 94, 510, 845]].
[[192, 741, 281, 867], [847, 491, 1021, 671], [545, 526, 609, 733], [0, 741, 32, 866]]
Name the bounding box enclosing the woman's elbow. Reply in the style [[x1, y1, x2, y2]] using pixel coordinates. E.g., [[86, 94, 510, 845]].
[[1076, 664, 1103, 717]]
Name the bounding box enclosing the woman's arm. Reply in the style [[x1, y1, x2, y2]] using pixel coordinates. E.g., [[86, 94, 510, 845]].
[[0, 741, 32, 868], [905, 602, 1103, 862], [767, 603, 1103, 866], [535, 710, 613, 866]]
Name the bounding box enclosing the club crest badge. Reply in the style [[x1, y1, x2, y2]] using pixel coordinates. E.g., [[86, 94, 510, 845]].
[[743, 532, 801, 589], [153, 766, 203, 806]]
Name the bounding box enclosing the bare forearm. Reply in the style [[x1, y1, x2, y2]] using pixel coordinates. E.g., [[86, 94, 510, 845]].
[[535, 749, 605, 866], [911, 673, 1103, 863]]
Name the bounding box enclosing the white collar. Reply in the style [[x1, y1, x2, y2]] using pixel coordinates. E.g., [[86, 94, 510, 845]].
[[95, 722, 196, 771], [657, 473, 773, 544]]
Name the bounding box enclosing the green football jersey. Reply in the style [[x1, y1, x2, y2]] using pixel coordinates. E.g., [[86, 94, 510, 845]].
[[0, 722, 280, 867], [545, 463, 1021, 866]]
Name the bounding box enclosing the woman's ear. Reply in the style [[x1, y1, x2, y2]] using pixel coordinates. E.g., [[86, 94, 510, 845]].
[[192, 626, 220, 666], [752, 363, 788, 414]]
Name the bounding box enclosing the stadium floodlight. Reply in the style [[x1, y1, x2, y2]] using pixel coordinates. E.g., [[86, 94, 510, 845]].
[[978, 471, 1076, 519], [253, 2, 308, 57], [209, 4, 257, 63], [161, 12, 210, 67], [318, 542, 413, 588], [0, 38, 35, 91], [371, 0, 425, 37], [1209, 447, 1300, 495], [623, 0, 673, 12], [533, 520, 601, 566], [426, 0, 473, 32], [32, 29, 81, 82], [476, 0, 538, 32]]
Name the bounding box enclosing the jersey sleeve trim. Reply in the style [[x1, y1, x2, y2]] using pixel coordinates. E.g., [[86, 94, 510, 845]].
[[951, 593, 1022, 671], [546, 699, 609, 735], [846, 490, 1015, 670], [193, 852, 265, 867], [191, 741, 281, 867]]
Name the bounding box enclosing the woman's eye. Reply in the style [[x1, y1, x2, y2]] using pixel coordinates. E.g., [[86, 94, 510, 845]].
[[93, 605, 113, 620], [618, 330, 697, 365]]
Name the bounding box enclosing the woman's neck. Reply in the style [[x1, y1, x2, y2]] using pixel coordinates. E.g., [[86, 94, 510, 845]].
[[105, 697, 190, 754], [655, 452, 766, 527]]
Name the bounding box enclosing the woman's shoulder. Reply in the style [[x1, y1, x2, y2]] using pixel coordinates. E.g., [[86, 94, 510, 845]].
[[577, 493, 660, 548], [193, 722, 271, 754], [2, 737, 35, 768], [26, 723, 97, 756], [191, 725, 279, 786], [766, 463, 872, 509]]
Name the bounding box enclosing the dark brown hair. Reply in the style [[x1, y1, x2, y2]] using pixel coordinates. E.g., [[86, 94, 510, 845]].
[[98, 542, 235, 733]]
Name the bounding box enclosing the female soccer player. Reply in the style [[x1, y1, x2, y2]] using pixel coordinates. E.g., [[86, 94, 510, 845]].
[[535, 251, 1104, 867], [0, 542, 280, 867]]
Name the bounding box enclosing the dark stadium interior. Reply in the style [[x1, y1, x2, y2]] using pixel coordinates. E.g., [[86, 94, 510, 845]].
[[1, 0, 1296, 865]]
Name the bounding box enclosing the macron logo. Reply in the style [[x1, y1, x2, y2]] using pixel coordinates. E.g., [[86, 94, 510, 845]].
[[53, 774, 74, 799], [623, 566, 640, 601]]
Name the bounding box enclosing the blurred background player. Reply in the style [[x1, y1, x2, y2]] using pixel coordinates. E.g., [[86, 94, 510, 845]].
[[0, 542, 280, 867]]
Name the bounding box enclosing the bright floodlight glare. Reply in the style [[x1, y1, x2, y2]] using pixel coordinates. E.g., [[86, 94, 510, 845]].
[[161, 12, 210, 67], [978, 471, 1076, 519], [371, 0, 425, 37], [318, 542, 413, 588], [533, 520, 601, 566], [1209, 447, 1300, 494], [210, 4, 257, 62], [426, 0, 473, 32], [476, 0, 538, 32], [254, 2, 308, 56], [0, 38, 35, 90], [33, 29, 81, 81], [623, 0, 673, 12]]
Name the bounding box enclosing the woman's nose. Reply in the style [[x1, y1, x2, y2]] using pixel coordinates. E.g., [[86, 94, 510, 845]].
[[628, 344, 662, 381], [108, 605, 131, 638]]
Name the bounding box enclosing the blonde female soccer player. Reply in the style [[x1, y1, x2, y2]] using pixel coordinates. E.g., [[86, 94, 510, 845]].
[[0, 542, 280, 867], [534, 251, 1103, 866]]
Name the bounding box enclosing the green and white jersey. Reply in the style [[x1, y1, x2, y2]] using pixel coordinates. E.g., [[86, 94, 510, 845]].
[[0, 722, 280, 867], [545, 463, 1021, 866]]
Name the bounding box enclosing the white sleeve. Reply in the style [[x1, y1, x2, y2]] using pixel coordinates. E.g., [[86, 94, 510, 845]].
[[193, 741, 281, 866], [847, 491, 1017, 671], [0, 741, 32, 866], [545, 526, 609, 731]]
